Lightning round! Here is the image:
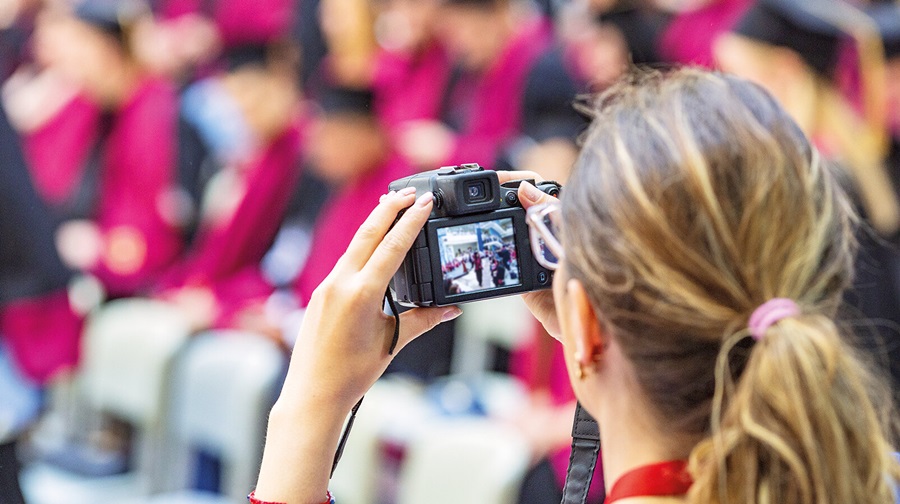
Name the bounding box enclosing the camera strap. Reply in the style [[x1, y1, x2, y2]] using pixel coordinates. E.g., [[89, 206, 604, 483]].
[[561, 402, 602, 504], [330, 287, 402, 477]]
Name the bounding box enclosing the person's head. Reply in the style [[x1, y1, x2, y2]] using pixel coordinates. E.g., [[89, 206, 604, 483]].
[[435, 0, 513, 71], [553, 68, 899, 502], [220, 43, 301, 143], [716, 0, 900, 236], [373, 0, 440, 54], [39, 0, 148, 107], [868, 3, 900, 131], [714, 0, 845, 125], [307, 87, 388, 185]]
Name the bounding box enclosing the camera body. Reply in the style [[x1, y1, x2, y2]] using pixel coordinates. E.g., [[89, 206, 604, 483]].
[[389, 164, 561, 307]]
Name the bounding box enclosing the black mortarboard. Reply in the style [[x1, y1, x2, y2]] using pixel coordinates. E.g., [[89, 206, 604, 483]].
[[74, 0, 145, 37], [440, 0, 504, 8], [225, 44, 270, 72], [319, 86, 375, 116], [731, 0, 844, 77], [866, 3, 900, 59]]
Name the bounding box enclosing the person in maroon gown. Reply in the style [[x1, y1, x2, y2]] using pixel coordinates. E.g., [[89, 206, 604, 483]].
[[205, 87, 414, 348], [18, 1, 183, 298], [394, 0, 553, 170], [294, 87, 413, 304], [657, 0, 751, 68], [146, 0, 296, 79], [154, 43, 307, 332], [370, 0, 452, 135]]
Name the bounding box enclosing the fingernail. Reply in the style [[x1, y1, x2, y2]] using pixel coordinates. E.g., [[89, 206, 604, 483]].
[[415, 192, 433, 208], [399, 187, 417, 196], [520, 181, 543, 203], [441, 306, 462, 322]]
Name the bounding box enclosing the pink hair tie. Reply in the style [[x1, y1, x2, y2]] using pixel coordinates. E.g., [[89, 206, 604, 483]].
[[749, 298, 800, 340]]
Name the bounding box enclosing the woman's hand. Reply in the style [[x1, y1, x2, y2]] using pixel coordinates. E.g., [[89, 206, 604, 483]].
[[284, 187, 461, 411], [496, 171, 563, 340], [254, 188, 461, 503]]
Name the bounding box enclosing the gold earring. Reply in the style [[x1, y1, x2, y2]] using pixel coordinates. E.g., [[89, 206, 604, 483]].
[[577, 362, 587, 380]]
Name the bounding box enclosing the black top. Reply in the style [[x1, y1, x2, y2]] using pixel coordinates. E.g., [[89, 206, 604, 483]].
[[319, 86, 376, 117], [0, 106, 71, 303]]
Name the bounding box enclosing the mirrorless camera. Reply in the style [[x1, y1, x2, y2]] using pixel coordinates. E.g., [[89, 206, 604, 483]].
[[389, 164, 561, 307]]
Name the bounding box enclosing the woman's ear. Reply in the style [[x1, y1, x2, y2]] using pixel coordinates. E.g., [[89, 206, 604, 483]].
[[565, 278, 605, 369]]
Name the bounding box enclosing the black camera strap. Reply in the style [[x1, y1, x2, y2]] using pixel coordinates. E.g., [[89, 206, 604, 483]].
[[561, 402, 602, 504], [330, 287, 402, 477]]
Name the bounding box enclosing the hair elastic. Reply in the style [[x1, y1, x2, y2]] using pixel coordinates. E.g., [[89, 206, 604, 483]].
[[749, 298, 800, 340]]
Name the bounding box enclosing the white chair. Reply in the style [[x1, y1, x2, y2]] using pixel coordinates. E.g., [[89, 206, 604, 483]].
[[147, 330, 286, 503], [22, 298, 193, 503], [396, 418, 530, 504], [452, 296, 534, 377], [329, 377, 431, 504]]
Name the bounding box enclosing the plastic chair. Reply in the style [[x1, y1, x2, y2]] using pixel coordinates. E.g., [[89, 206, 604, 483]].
[[21, 298, 193, 503], [150, 330, 286, 503], [452, 296, 534, 377], [329, 377, 430, 504], [396, 418, 530, 504]]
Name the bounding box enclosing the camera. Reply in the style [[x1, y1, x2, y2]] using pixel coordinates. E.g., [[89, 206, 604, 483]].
[[389, 163, 561, 307]]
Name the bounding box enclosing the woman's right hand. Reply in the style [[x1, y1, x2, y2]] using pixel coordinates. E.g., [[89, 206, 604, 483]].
[[497, 171, 563, 339]]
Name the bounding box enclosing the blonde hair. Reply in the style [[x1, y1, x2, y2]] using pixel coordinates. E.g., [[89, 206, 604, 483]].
[[564, 68, 900, 503]]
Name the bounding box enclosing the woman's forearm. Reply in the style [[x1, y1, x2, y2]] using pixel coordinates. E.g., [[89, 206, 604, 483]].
[[253, 395, 349, 504]]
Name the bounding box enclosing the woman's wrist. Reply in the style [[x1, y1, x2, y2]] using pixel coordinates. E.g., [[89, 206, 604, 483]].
[[254, 394, 350, 503]]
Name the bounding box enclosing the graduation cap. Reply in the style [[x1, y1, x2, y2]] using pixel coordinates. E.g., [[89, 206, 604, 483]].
[[73, 0, 146, 37], [440, 0, 505, 8], [225, 44, 270, 72], [731, 0, 846, 77], [866, 3, 900, 59], [319, 86, 375, 117]]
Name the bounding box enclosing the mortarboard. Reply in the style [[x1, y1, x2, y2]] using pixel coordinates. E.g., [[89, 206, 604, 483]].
[[731, 0, 845, 76], [866, 3, 900, 59]]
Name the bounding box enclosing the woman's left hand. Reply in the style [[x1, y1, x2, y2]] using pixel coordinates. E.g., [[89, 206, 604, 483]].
[[254, 187, 461, 504]]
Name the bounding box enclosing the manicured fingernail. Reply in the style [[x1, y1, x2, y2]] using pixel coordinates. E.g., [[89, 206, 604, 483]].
[[415, 192, 433, 208], [520, 181, 543, 203], [441, 306, 462, 322], [399, 187, 417, 196]]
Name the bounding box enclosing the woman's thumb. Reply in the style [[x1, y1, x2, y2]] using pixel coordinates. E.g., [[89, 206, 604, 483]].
[[395, 306, 462, 351], [518, 181, 555, 208]]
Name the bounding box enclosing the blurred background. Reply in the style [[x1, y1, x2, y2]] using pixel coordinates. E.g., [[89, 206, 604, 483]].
[[0, 0, 899, 503]]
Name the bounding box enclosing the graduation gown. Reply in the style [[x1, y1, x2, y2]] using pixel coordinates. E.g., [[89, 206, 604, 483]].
[[294, 156, 415, 305], [157, 121, 306, 325], [0, 105, 82, 383], [439, 18, 553, 168], [658, 0, 751, 68]]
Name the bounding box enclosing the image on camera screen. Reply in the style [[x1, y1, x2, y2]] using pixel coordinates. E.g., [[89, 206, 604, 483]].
[[437, 218, 522, 296]]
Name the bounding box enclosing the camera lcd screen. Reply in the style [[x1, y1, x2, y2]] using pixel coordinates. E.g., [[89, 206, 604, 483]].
[[437, 218, 522, 296]]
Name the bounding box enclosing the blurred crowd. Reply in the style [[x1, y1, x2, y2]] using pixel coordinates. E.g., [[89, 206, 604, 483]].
[[1, 0, 900, 502]]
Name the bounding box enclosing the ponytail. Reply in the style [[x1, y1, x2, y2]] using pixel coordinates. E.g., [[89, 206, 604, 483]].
[[688, 315, 900, 504]]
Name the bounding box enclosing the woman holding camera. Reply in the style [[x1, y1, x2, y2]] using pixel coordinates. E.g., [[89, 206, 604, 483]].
[[250, 68, 899, 503]]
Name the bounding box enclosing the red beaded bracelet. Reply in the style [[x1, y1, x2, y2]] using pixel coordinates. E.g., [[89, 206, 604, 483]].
[[248, 490, 334, 504]]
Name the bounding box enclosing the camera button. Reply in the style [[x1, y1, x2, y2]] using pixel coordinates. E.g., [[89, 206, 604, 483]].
[[420, 283, 433, 303], [415, 248, 433, 283], [505, 191, 519, 206], [537, 271, 549, 285]]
